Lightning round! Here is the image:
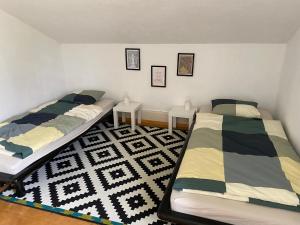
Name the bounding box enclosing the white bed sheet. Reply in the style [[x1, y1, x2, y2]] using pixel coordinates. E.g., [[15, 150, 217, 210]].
[[199, 104, 273, 119], [0, 98, 115, 175], [171, 190, 300, 225]]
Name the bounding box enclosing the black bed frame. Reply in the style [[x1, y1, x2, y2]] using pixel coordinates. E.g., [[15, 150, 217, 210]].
[[157, 114, 231, 225], [0, 110, 114, 197]]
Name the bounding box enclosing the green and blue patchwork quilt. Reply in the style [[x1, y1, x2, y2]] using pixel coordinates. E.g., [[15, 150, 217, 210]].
[[0, 100, 103, 159], [174, 113, 300, 212]]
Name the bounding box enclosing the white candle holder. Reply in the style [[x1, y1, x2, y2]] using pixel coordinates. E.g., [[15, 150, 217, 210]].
[[184, 99, 192, 111], [123, 95, 130, 105]]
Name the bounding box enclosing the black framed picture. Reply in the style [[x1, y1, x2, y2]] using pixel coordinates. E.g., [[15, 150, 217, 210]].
[[125, 48, 140, 70], [177, 53, 194, 76], [151, 66, 167, 87]]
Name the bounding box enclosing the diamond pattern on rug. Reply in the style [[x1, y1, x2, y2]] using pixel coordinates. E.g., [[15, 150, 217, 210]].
[[18, 186, 42, 203], [85, 124, 103, 134], [85, 143, 123, 166], [48, 172, 96, 207], [154, 174, 172, 192], [79, 131, 110, 148], [110, 125, 141, 140], [135, 151, 175, 176], [109, 182, 160, 224], [140, 126, 162, 133], [2, 124, 186, 225], [96, 161, 141, 191], [120, 136, 156, 156], [61, 143, 76, 154], [45, 153, 84, 179], [151, 130, 185, 146], [167, 143, 184, 157], [70, 199, 108, 219], [24, 171, 39, 186]]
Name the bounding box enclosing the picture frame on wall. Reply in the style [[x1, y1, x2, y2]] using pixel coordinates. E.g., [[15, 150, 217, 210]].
[[177, 53, 194, 76], [151, 66, 167, 87], [125, 48, 140, 70]]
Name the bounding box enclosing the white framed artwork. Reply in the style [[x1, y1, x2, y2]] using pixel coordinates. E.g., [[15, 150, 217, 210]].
[[125, 48, 140, 70], [151, 66, 166, 87]]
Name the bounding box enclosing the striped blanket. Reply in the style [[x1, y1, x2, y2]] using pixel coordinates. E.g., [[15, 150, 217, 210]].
[[174, 113, 300, 212], [0, 100, 103, 159]]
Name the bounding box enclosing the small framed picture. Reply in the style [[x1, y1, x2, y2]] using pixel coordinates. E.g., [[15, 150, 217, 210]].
[[177, 53, 195, 76], [151, 66, 167, 87], [125, 48, 140, 70]]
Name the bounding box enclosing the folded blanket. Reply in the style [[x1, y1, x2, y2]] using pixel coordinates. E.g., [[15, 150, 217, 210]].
[[0, 100, 103, 159], [174, 113, 300, 212]]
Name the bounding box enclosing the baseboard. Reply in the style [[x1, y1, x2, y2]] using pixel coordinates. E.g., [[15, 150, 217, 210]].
[[117, 117, 188, 131]]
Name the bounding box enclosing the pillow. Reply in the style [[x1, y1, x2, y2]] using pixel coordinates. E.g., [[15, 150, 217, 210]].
[[212, 99, 258, 108], [211, 99, 261, 118], [60, 90, 105, 105]]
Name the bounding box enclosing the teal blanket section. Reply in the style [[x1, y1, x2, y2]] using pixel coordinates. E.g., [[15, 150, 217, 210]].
[[0, 140, 33, 158], [38, 101, 79, 115], [173, 178, 226, 193], [222, 115, 266, 134]]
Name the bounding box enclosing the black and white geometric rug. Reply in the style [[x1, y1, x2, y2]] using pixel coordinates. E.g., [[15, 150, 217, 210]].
[[1, 122, 186, 225]]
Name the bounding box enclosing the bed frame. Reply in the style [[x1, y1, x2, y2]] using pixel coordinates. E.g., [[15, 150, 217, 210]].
[[0, 110, 114, 197], [157, 114, 230, 225]]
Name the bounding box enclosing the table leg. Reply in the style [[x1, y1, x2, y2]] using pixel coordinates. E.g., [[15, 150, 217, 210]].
[[138, 110, 142, 124], [172, 116, 176, 128], [131, 110, 136, 131], [122, 112, 126, 123], [188, 117, 193, 128], [113, 110, 119, 129], [168, 114, 172, 134]]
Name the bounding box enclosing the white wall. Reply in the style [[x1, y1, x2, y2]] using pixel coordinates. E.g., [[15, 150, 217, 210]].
[[0, 10, 66, 121], [0, 8, 288, 126], [62, 44, 285, 114], [276, 28, 300, 153]]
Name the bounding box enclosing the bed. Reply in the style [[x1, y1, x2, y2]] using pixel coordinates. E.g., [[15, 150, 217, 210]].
[[0, 92, 115, 197], [158, 102, 300, 225]]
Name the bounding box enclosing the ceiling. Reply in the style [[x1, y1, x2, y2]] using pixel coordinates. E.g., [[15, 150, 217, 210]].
[[0, 0, 300, 43]]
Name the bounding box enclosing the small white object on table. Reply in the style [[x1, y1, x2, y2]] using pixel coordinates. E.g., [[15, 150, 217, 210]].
[[168, 105, 197, 134], [113, 101, 142, 131]]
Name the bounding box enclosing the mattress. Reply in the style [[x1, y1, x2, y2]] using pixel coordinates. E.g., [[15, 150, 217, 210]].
[[0, 98, 114, 175], [200, 104, 273, 119], [171, 189, 300, 225]]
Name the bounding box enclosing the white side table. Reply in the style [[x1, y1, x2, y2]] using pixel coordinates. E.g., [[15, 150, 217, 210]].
[[168, 106, 197, 134], [113, 102, 142, 131]]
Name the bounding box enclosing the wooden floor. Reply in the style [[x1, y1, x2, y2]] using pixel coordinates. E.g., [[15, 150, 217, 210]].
[[0, 200, 95, 225], [122, 118, 189, 130]]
